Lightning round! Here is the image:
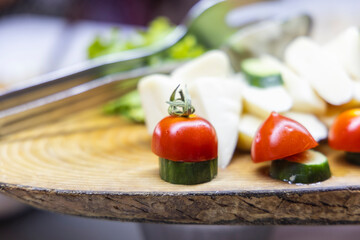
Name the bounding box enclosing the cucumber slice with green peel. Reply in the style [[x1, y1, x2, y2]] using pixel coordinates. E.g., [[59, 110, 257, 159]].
[[269, 150, 331, 184], [345, 152, 360, 165], [159, 158, 217, 185], [241, 58, 283, 88]]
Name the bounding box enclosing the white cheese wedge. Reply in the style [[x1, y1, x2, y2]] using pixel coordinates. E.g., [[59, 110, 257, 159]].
[[242, 85, 292, 119], [171, 50, 232, 84], [237, 114, 263, 151], [284, 112, 327, 142], [324, 27, 360, 80], [285, 37, 353, 105], [260, 55, 326, 114], [138, 74, 179, 134], [188, 77, 242, 168]]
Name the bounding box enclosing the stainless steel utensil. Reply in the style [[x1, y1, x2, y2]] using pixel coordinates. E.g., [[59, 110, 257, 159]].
[[0, 1, 312, 135], [0, 0, 233, 111], [0, 63, 179, 136]]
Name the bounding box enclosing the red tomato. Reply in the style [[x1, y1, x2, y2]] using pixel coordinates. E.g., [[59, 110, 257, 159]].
[[152, 114, 217, 162], [329, 109, 360, 152], [251, 112, 318, 163]]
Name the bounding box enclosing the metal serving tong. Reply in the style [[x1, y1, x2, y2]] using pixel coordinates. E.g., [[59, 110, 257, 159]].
[[0, 0, 312, 136]]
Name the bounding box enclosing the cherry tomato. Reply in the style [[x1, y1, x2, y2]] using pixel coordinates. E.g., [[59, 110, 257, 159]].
[[251, 112, 318, 163], [329, 108, 360, 152], [152, 114, 218, 162]]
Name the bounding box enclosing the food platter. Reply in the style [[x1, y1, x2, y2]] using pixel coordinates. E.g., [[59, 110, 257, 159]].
[[0, 108, 360, 224], [0, 0, 360, 226]]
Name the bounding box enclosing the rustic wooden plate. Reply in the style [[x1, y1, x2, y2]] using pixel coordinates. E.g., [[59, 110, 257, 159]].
[[0, 108, 360, 225]]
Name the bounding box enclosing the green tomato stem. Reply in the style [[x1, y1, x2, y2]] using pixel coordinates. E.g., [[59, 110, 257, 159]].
[[167, 85, 195, 117]]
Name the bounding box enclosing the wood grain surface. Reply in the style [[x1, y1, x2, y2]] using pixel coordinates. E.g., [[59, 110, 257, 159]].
[[1, 108, 360, 224]]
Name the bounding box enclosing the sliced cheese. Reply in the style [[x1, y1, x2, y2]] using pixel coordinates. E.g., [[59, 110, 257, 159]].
[[188, 77, 242, 168], [284, 112, 327, 142], [171, 50, 232, 84], [242, 85, 292, 119], [138, 74, 178, 134], [260, 55, 326, 115], [285, 37, 353, 105], [324, 27, 360, 80], [237, 114, 263, 151]]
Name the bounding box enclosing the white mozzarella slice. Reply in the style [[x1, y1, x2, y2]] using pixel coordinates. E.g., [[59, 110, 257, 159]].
[[324, 27, 360, 80], [260, 55, 326, 114], [284, 112, 328, 142], [138, 74, 178, 134], [242, 86, 292, 119], [285, 37, 353, 105], [171, 50, 232, 84], [188, 77, 242, 168]]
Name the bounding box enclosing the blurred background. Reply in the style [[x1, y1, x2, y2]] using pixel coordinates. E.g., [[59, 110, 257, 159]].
[[0, 0, 199, 87], [0, 0, 360, 239]]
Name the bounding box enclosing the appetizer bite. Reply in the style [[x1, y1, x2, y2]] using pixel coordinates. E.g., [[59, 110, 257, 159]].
[[152, 85, 218, 185], [251, 112, 331, 184], [139, 50, 242, 168], [329, 109, 360, 165]]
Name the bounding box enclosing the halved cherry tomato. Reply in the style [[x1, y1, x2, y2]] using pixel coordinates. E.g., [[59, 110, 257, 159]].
[[152, 114, 217, 162], [329, 108, 360, 152], [251, 112, 318, 163]]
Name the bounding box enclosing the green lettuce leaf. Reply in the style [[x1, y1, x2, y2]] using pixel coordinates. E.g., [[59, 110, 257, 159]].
[[87, 17, 206, 64]]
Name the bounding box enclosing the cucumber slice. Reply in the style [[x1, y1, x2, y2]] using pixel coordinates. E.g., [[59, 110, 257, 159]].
[[241, 58, 283, 88], [270, 150, 331, 184], [345, 152, 360, 165], [159, 158, 217, 185]]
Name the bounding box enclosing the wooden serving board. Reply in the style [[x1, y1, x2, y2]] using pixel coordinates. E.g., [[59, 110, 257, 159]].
[[0, 108, 360, 225]]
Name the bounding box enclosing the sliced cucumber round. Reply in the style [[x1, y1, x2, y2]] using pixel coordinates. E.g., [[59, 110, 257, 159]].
[[159, 158, 217, 185], [269, 150, 331, 184], [345, 152, 360, 165], [241, 58, 283, 88]]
